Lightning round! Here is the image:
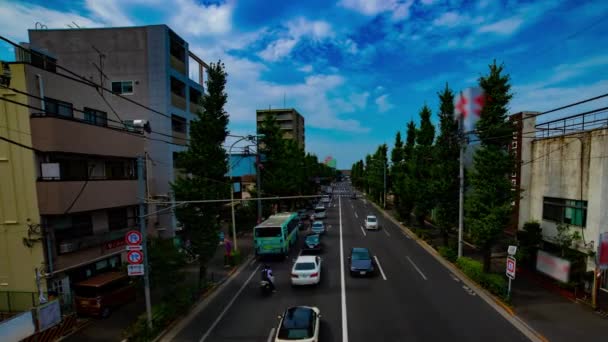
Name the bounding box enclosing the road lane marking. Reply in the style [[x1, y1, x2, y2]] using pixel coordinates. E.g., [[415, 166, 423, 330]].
[[373, 256, 387, 280], [339, 196, 349, 342], [267, 328, 276, 342], [383, 228, 391, 237], [359, 226, 367, 236], [406, 256, 427, 281], [249, 257, 256, 267], [199, 264, 261, 342], [450, 273, 460, 282], [354, 212, 358, 219]]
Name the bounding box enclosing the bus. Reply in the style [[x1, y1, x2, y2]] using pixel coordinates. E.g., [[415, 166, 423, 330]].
[[254, 212, 299, 257]]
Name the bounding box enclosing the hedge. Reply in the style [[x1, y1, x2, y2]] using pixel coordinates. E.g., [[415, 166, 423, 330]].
[[456, 257, 507, 300]]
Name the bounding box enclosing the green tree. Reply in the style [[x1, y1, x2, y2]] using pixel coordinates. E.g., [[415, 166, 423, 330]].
[[390, 132, 403, 206], [172, 60, 229, 287], [465, 61, 515, 272], [394, 120, 417, 221], [412, 105, 436, 227], [148, 238, 186, 300], [433, 84, 460, 245]]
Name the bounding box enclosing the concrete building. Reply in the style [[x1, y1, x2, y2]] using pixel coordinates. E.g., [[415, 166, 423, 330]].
[[0, 51, 146, 307], [28, 25, 207, 238], [256, 108, 305, 148], [517, 109, 608, 309]]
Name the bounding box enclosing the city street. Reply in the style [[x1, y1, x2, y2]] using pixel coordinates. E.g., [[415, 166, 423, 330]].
[[166, 182, 531, 342]]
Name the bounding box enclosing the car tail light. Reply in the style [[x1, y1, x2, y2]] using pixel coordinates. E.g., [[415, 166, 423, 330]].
[[310, 272, 319, 277], [291, 273, 299, 278]]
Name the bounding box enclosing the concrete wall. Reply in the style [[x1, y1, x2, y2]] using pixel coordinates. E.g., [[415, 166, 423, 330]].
[[0, 64, 46, 293]]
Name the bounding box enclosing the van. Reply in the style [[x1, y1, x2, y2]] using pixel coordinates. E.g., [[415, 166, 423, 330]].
[[74, 272, 136, 317]]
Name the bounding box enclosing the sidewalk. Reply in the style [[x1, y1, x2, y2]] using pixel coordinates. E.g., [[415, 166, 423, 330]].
[[511, 270, 608, 342], [61, 232, 253, 342]]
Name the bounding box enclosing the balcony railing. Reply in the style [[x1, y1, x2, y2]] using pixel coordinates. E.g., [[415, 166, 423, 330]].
[[536, 108, 608, 139], [171, 93, 187, 110], [170, 54, 186, 75]]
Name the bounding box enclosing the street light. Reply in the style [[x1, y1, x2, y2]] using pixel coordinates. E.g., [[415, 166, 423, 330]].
[[229, 134, 264, 252]]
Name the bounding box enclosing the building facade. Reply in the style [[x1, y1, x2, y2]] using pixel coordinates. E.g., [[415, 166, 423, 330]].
[[517, 110, 608, 309], [0, 48, 146, 304], [256, 108, 305, 149], [28, 25, 207, 238]]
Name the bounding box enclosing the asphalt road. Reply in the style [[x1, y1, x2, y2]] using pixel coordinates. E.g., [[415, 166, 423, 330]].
[[169, 182, 530, 342]]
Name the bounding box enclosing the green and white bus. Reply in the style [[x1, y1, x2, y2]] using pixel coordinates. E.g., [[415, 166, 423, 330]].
[[254, 212, 299, 257]]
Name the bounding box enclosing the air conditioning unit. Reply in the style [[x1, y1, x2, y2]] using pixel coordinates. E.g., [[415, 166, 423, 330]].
[[59, 242, 77, 254]]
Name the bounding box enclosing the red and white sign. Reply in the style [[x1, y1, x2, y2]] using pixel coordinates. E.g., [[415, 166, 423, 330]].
[[454, 87, 486, 133], [125, 230, 142, 245], [128, 264, 144, 276], [127, 250, 144, 264], [598, 232, 608, 269], [506, 256, 516, 279], [536, 250, 570, 283]]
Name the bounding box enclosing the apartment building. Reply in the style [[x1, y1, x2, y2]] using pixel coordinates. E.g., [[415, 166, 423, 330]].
[[517, 109, 608, 310], [28, 25, 207, 238], [0, 51, 145, 305], [256, 108, 305, 149]]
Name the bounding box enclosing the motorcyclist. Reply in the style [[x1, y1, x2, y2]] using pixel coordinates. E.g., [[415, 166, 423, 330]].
[[261, 264, 276, 292]]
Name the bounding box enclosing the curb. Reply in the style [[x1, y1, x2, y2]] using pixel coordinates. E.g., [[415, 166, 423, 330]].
[[152, 254, 255, 342], [365, 198, 548, 342]]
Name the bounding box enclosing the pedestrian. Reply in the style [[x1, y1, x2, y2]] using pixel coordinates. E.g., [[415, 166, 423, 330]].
[[224, 237, 233, 267]]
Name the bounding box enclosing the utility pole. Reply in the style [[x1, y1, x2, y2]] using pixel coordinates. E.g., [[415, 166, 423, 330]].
[[457, 118, 465, 258], [383, 158, 387, 209], [137, 156, 153, 330]]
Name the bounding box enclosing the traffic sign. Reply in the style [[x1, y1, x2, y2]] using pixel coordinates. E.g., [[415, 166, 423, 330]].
[[128, 264, 145, 276], [506, 256, 516, 279], [507, 245, 518, 256], [126, 245, 143, 251], [127, 250, 144, 264], [125, 230, 142, 245]]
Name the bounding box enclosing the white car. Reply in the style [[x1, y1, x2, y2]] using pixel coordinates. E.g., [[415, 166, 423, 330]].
[[275, 306, 321, 342], [291, 255, 322, 286], [365, 215, 379, 230]]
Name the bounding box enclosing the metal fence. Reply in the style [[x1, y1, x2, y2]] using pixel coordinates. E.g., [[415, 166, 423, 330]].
[[536, 108, 608, 138]]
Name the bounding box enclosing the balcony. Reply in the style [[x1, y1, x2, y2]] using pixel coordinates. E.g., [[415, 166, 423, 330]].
[[30, 114, 143, 158], [37, 180, 138, 215], [53, 228, 131, 272], [189, 102, 203, 114], [170, 54, 186, 75], [171, 93, 187, 110]]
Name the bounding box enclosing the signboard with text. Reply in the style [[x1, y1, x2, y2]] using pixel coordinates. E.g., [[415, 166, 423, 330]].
[[128, 264, 144, 276], [598, 232, 608, 270], [536, 250, 570, 283]]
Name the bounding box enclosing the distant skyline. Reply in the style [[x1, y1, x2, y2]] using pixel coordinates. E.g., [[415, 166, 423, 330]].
[[2, 0, 608, 168]]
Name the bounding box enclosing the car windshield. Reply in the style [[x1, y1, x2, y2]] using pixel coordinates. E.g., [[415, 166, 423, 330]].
[[295, 262, 316, 270], [367, 217, 377, 223], [312, 222, 323, 227], [314, 208, 325, 213], [278, 307, 313, 339], [352, 250, 370, 260], [255, 227, 282, 237], [306, 235, 319, 243]]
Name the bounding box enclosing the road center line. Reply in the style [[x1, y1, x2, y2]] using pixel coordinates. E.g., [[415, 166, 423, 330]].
[[267, 328, 276, 342], [406, 256, 428, 281], [373, 256, 387, 280], [383, 228, 391, 237], [339, 196, 349, 342], [359, 225, 367, 236], [199, 264, 261, 342]]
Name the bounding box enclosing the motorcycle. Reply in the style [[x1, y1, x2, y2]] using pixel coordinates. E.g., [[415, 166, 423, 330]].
[[260, 279, 272, 295]]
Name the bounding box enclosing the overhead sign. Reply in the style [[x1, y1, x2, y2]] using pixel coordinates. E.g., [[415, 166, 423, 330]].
[[536, 250, 570, 283], [598, 232, 608, 270], [128, 264, 145, 276], [506, 256, 516, 279], [125, 230, 142, 245], [127, 250, 144, 264]]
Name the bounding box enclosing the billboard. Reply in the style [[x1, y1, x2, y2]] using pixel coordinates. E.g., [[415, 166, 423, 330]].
[[598, 232, 608, 269], [536, 250, 571, 283]]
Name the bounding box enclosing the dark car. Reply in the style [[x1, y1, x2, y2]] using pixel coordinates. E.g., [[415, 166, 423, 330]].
[[349, 247, 375, 276], [302, 233, 322, 253]]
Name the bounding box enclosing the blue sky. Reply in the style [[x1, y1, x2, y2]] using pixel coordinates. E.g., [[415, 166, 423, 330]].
[[2, 0, 608, 168]]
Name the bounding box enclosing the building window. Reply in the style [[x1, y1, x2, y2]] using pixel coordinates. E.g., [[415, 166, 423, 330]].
[[105, 160, 135, 179], [84, 107, 108, 127], [49, 213, 94, 252], [111, 81, 134, 95], [171, 114, 187, 133], [542, 197, 587, 227], [108, 207, 128, 231], [44, 97, 73, 117]]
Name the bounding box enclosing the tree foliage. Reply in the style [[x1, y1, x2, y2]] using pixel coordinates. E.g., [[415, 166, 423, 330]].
[[412, 105, 436, 226], [465, 61, 515, 272], [171, 60, 229, 284]]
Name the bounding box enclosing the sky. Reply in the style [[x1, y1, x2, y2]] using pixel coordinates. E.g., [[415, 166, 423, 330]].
[[1, 0, 608, 168]]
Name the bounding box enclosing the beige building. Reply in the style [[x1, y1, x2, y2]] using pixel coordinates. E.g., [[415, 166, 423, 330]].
[[517, 110, 608, 309], [256, 108, 305, 148]]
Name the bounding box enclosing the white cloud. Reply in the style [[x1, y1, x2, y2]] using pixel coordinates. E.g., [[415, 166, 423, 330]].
[[85, 0, 134, 26], [477, 17, 524, 35], [421, 0, 437, 4], [258, 17, 333, 62], [433, 12, 467, 28], [169, 0, 233, 36], [298, 65, 313, 72], [338, 0, 414, 20], [0, 2, 105, 42], [375, 94, 394, 112], [342, 39, 359, 54], [258, 38, 297, 62]]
